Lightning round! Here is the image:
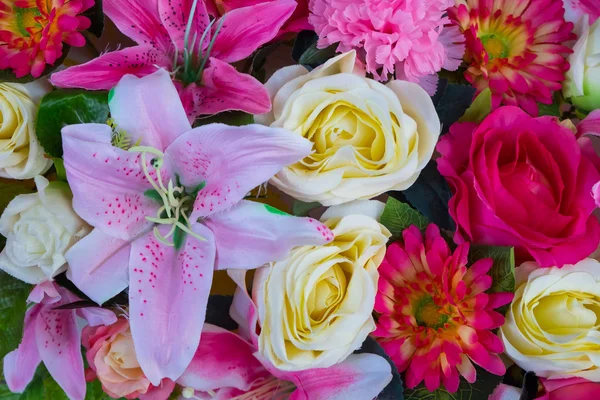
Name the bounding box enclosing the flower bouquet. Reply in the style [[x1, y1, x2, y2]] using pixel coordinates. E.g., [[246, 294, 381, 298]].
[[1, 0, 600, 399]]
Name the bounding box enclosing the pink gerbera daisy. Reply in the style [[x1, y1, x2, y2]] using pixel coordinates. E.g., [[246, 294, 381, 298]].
[[449, 0, 575, 116], [0, 0, 94, 78], [373, 224, 513, 392], [308, 0, 465, 94]]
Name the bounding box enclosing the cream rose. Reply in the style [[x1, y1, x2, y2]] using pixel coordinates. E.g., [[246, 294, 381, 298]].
[[256, 51, 440, 206], [253, 200, 391, 370], [0, 81, 52, 179], [500, 258, 600, 381], [0, 176, 90, 284]]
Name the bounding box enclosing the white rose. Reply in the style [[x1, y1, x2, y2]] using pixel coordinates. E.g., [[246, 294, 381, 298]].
[[253, 200, 391, 370], [0, 176, 90, 284], [0, 81, 52, 179], [563, 18, 600, 112], [257, 51, 440, 206]]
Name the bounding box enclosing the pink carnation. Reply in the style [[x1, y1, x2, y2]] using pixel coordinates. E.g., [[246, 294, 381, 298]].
[[308, 0, 464, 93]]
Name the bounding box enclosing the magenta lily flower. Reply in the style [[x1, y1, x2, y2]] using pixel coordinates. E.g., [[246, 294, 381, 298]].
[[3, 282, 116, 400], [50, 0, 296, 120], [61, 69, 333, 385], [177, 324, 393, 400]]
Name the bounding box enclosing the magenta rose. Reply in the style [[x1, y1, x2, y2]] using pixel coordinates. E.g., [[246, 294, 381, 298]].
[[437, 106, 600, 267]]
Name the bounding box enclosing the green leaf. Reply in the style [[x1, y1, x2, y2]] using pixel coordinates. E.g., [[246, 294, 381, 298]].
[[42, 368, 69, 400], [354, 337, 403, 400], [0, 272, 32, 378], [459, 88, 492, 123], [36, 90, 110, 157], [0, 180, 36, 214], [85, 378, 119, 400], [380, 197, 429, 239], [194, 111, 254, 127], [81, 0, 105, 38], [291, 200, 321, 217], [0, 46, 71, 84], [0, 383, 21, 399], [404, 366, 503, 400], [435, 83, 477, 135], [299, 43, 337, 67], [538, 102, 560, 117], [52, 158, 68, 182], [144, 189, 163, 203]]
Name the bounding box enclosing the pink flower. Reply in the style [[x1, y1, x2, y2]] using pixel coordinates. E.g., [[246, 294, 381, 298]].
[[437, 106, 600, 268], [373, 224, 512, 392], [83, 318, 174, 400], [308, 0, 464, 93], [490, 378, 600, 400], [61, 69, 333, 386], [563, 0, 600, 25], [50, 0, 297, 121], [3, 282, 116, 400], [177, 324, 392, 400]]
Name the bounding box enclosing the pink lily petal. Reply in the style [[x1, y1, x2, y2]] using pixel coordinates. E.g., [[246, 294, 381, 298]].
[[577, 109, 600, 138], [3, 305, 42, 393], [128, 223, 215, 385], [62, 123, 161, 241], [177, 324, 268, 391], [28, 282, 61, 304], [228, 269, 259, 347], [210, 1, 296, 63], [204, 200, 333, 270], [36, 289, 86, 400], [109, 69, 192, 150], [158, 0, 210, 52], [164, 123, 311, 219], [178, 57, 271, 117], [103, 0, 172, 51], [66, 229, 130, 305], [489, 383, 522, 400], [263, 353, 392, 400], [76, 307, 118, 327], [50, 46, 168, 90]]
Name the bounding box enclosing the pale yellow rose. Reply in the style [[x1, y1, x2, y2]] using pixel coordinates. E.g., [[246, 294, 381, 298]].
[[500, 258, 600, 381], [0, 81, 52, 179], [256, 51, 440, 206], [253, 200, 391, 371]]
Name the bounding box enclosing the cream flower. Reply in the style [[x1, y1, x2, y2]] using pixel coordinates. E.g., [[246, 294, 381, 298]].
[[257, 51, 440, 206], [253, 200, 391, 371], [0, 81, 52, 179], [500, 258, 600, 381], [0, 176, 90, 284]]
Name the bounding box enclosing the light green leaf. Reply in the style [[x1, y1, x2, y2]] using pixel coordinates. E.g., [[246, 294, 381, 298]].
[[36, 90, 110, 158], [459, 88, 491, 123], [380, 197, 429, 239], [52, 158, 68, 182]]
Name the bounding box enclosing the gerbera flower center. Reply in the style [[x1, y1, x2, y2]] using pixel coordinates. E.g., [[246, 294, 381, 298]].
[[480, 34, 509, 60], [13, 6, 42, 37], [414, 295, 450, 330]]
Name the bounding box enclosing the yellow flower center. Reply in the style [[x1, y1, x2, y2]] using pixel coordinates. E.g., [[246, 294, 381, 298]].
[[415, 296, 449, 330], [481, 34, 509, 60]]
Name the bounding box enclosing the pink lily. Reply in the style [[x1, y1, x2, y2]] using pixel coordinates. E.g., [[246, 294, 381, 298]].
[[62, 69, 333, 385], [3, 281, 117, 400], [49, 0, 296, 121], [177, 324, 393, 400], [575, 110, 600, 207]]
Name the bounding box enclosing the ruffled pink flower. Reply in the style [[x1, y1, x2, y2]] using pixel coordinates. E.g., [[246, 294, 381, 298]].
[[373, 224, 512, 392], [308, 0, 464, 93]]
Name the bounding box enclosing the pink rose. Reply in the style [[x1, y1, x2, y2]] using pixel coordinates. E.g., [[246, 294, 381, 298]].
[[538, 378, 600, 399], [437, 106, 600, 268], [83, 318, 174, 400]]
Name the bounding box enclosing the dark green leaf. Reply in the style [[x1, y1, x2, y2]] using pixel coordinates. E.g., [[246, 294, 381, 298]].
[[194, 111, 254, 127], [85, 378, 121, 400], [354, 337, 403, 400], [250, 43, 281, 83], [0, 180, 36, 214], [42, 367, 69, 400], [299, 43, 337, 68], [459, 88, 492, 123], [380, 197, 429, 240], [36, 90, 110, 157], [0, 46, 71, 84], [435, 83, 477, 135], [0, 383, 21, 399], [81, 0, 105, 38], [399, 161, 455, 231], [292, 31, 318, 63], [538, 102, 560, 117], [404, 366, 503, 399], [468, 246, 515, 315], [292, 200, 321, 217], [144, 189, 163, 204], [205, 295, 237, 330]]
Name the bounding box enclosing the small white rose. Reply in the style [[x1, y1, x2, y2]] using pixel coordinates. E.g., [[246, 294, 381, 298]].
[[0, 176, 90, 284], [0, 81, 52, 179], [258, 51, 440, 206], [253, 200, 391, 370]]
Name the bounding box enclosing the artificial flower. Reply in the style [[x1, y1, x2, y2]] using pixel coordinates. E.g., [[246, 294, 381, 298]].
[[207, 0, 310, 37], [253, 200, 390, 371], [563, 0, 600, 26], [83, 318, 175, 399], [0, 0, 94, 78], [576, 110, 600, 207], [564, 18, 600, 112], [437, 106, 600, 268], [500, 258, 600, 381], [490, 378, 600, 400], [4, 282, 116, 400], [177, 324, 392, 400], [308, 0, 465, 90], [373, 224, 512, 392], [0, 176, 90, 284], [0, 81, 52, 179], [449, 0, 574, 116], [50, 0, 296, 121], [257, 51, 441, 206], [62, 69, 333, 385]]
